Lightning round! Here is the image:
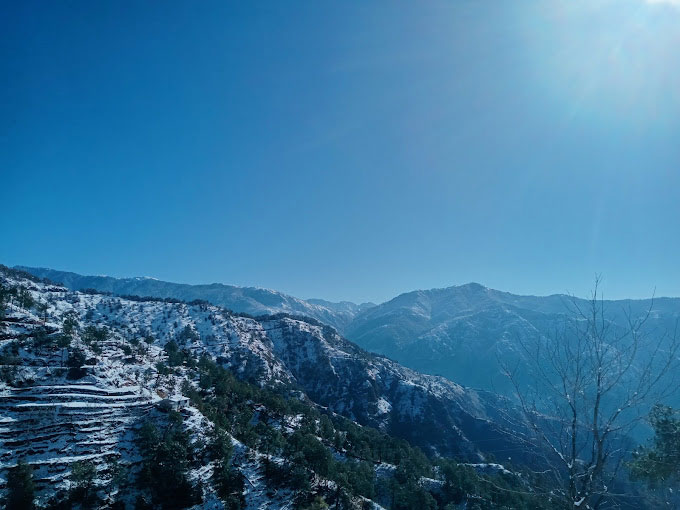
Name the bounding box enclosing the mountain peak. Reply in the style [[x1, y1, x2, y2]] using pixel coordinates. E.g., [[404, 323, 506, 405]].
[[453, 282, 488, 292]]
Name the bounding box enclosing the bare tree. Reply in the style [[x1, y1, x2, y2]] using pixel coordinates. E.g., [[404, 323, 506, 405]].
[[502, 277, 680, 509]]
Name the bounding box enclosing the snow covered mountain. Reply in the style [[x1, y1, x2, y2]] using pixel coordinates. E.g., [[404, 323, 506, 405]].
[[19, 267, 679, 397], [344, 283, 680, 392], [16, 267, 374, 333], [1, 266, 534, 508]]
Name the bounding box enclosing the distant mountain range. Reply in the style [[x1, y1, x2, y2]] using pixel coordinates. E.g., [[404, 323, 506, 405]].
[[17, 266, 374, 332], [18, 266, 680, 394], [345, 283, 680, 393]]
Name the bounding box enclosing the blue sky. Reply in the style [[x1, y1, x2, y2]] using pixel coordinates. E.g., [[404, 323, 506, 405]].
[[2, 0, 679, 304]]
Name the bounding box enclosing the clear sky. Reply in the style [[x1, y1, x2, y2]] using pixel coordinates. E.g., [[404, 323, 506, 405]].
[[2, 0, 679, 304]]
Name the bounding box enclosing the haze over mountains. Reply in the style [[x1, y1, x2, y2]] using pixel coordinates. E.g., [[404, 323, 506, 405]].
[[20, 266, 680, 394], [346, 283, 680, 392]]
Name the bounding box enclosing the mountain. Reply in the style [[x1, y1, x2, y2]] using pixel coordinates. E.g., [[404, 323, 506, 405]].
[[0, 266, 542, 509], [19, 266, 679, 397], [344, 283, 680, 392], [17, 266, 373, 332]]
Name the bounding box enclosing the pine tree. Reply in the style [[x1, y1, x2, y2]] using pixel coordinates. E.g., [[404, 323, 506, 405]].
[[17, 287, 34, 310], [66, 348, 87, 379], [631, 405, 680, 486], [70, 460, 97, 503], [6, 459, 35, 510], [136, 414, 199, 509], [302, 496, 329, 510], [36, 301, 49, 324], [0, 283, 14, 321], [213, 464, 245, 510], [106, 459, 128, 499], [57, 334, 71, 367], [62, 312, 78, 336]]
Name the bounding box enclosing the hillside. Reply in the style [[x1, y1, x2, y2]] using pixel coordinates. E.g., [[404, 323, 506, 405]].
[[0, 266, 551, 509]]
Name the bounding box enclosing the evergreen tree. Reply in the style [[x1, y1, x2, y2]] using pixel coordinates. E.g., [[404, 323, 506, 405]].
[[631, 405, 680, 486], [286, 432, 332, 477], [164, 340, 189, 366], [31, 328, 51, 356], [213, 464, 246, 510], [16, 287, 34, 310], [318, 414, 335, 441], [105, 459, 128, 499], [301, 496, 329, 510], [70, 460, 97, 505], [82, 324, 107, 349], [36, 301, 49, 324], [6, 459, 35, 510], [136, 413, 198, 509], [154, 361, 171, 386], [208, 427, 234, 463], [62, 312, 78, 336], [66, 348, 87, 379], [0, 283, 14, 321], [57, 334, 71, 367]]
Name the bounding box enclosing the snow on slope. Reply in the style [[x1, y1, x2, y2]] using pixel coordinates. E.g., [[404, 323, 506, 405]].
[[0, 275, 299, 508], [0, 269, 530, 505], [17, 266, 371, 332]]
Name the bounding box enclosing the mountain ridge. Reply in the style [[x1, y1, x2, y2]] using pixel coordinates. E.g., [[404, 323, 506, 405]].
[[345, 282, 680, 392], [16, 266, 370, 333], [17, 265, 680, 395]]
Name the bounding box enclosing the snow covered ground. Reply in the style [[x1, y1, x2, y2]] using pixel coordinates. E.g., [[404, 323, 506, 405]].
[[0, 268, 526, 507]]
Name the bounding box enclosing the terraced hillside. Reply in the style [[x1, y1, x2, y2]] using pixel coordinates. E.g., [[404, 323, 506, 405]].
[[0, 274, 302, 508], [0, 383, 152, 489]]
